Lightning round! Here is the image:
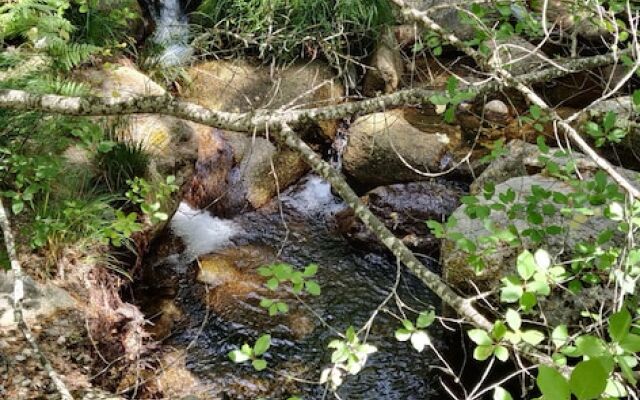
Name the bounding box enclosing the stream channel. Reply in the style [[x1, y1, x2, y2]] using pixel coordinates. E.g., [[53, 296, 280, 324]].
[[139, 176, 452, 399]]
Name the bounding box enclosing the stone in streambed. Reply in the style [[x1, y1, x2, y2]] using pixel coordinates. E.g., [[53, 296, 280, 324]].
[[335, 180, 463, 253]]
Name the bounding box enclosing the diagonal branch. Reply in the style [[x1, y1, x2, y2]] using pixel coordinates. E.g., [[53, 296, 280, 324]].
[[389, 0, 640, 199]]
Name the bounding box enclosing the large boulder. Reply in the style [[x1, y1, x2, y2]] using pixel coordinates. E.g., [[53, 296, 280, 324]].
[[342, 110, 463, 185], [185, 59, 344, 140], [442, 141, 639, 324], [184, 60, 347, 209]]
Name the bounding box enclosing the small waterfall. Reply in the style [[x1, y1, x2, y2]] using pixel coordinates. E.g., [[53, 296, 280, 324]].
[[151, 0, 193, 66], [329, 118, 350, 171]]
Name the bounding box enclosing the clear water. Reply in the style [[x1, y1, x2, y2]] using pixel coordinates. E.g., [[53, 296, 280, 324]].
[[155, 175, 446, 399]]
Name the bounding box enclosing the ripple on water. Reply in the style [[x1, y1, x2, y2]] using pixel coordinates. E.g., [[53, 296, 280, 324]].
[[155, 177, 445, 399]]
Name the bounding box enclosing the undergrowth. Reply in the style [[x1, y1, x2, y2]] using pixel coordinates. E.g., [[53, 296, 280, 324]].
[[193, 0, 395, 71]]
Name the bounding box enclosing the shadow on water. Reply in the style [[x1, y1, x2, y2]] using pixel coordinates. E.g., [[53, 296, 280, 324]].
[[142, 175, 450, 399]]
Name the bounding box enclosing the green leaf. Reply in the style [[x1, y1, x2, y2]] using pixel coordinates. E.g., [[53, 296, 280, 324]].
[[505, 309, 521, 331], [11, 200, 24, 214], [500, 280, 523, 303], [521, 330, 545, 346], [395, 328, 412, 342], [493, 386, 513, 400], [429, 94, 450, 105], [252, 359, 267, 371], [576, 335, 606, 358], [468, 329, 493, 345], [619, 333, 640, 353], [277, 302, 289, 314], [608, 308, 631, 342], [494, 345, 509, 362], [416, 310, 436, 328], [303, 263, 318, 277], [551, 325, 569, 349], [257, 266, 273, 277], [517, 250, 537, 280], [537, 365, 570, 400], [253, 334, 271, 356], [569, 359, 608, 400], [473, 345, 494, 361], [259, 298, 273, 308], [229, 349, 250, 363], [304, 280, 321, 296], [266, 277, 279, 291]]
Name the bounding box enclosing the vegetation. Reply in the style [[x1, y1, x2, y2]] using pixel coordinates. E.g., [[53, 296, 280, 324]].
[[1, 0, 640, 399], [193, 0, 394, 70]]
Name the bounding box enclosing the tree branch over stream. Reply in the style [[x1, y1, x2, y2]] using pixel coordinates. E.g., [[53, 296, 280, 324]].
[[0, 48, 629, 132], [390, 0, 640, 198], [0, 42, 632, 374]]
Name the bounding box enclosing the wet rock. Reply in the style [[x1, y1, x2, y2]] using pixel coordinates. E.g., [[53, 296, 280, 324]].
[[225, 132, 310, 209], [184, 60, 345, 208], [335, 181, 463, 253], [197, 246, 315, 340], [363, 28, 405, 96], [342, 110, 463, 185]]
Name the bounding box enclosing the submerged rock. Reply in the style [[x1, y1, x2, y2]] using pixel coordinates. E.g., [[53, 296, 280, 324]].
[[336, 181, 462, 253], [197, 246, 316, 340]]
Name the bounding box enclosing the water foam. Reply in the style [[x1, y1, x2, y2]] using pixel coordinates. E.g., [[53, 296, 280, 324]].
[[282, 175, 346, 215], [170, 202, 242, 258]]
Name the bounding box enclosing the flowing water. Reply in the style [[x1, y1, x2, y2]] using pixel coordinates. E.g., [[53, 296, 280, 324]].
[[150, 0, 193, 66], [144, 175, 449, 399]]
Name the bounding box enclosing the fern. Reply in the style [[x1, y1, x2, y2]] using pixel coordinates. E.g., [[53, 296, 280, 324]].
[[45, 40, 100, 71], [0, 0, 74, 42]]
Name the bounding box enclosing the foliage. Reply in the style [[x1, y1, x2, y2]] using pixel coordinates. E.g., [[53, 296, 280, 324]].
[[229, 334, 272, 371], [428, 136, 640, 398], [92, 132, 150, 194], [194, 0, 394, 69], [394, 310, 436, 352], [320, 326, 377, 390], [125, 175, 178, 224]]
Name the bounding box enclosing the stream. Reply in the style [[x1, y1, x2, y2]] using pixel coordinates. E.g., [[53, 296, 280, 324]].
[[140, 175, 449, 399]]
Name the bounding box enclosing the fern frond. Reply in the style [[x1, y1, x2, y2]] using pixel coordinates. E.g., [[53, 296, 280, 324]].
[[45, 40, 100, 71]]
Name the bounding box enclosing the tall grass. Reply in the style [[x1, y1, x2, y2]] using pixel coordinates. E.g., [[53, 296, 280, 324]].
[[194, 0, 395, 67]]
